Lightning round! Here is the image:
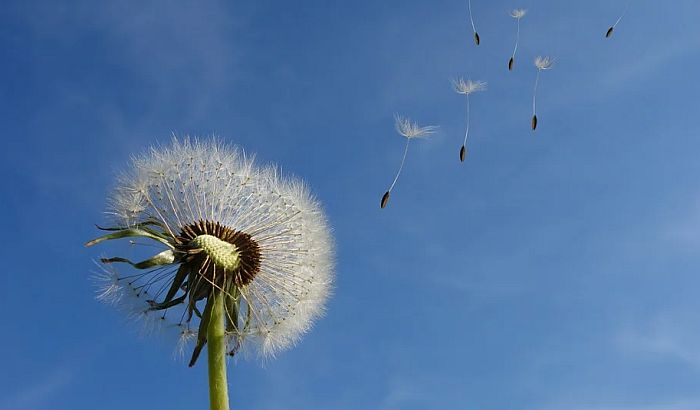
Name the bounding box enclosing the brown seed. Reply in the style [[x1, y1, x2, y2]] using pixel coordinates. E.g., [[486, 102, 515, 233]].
[[381, 191, 390, 208], [531, 115, 538, 130], [605, 26, 614, 38], [508, 57, 514, 71], [474, 32, 480, 45], [459, 145, 466, 162]]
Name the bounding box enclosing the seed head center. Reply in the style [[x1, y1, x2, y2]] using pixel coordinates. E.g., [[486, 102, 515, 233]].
[[190, 234, 241, 272], [179, 220, 262, 287]]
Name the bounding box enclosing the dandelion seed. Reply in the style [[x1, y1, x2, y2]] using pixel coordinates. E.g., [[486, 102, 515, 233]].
[[532, 56, 554, 131], [87, 138, 334, 409], [606, 0, 631, 38], [508, 9, 527, 71], [452, 78, 487, 162], [468, 0, 480, 45], [381, 115, 437, 208]]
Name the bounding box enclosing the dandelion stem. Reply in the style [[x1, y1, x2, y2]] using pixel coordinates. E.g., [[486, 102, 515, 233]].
[[511, 18, 520, 63], [467, 0, 479, 44], [532, 69, 540, 117], [467, 0, 476, 33], [463, 93, 471, 146], [388, 138, 410, 193], [208, 289, 230, 410], [613, 0, 631, 28]]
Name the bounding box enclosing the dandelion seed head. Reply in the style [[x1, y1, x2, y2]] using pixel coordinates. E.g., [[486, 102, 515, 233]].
[[535, 56, 555, 70], [510, 9, 527, 19], [394, 115, 438, 139], [452, 78, 487, 95], [92, 137, 334, 361]]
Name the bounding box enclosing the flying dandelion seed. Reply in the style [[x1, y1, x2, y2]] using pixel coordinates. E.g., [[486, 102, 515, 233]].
[[508, 9, 527, 71], [452, 78, 487, 162], [532, 56, 554, 131], [86, 138, 333, 410], [468, 0, 480, 45], [381, 115, 437, 208], [606, 0, 631, 38]]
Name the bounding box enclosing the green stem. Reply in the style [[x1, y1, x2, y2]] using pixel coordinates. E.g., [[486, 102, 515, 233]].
[[208, 290, 230, 410]]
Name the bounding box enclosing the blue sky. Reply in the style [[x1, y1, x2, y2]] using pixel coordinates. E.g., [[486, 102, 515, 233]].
[[2, 0, 700, 409]]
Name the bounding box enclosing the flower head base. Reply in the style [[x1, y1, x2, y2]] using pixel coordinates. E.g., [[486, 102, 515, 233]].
[[452, 78, 487, 95], [510, 9, 527, 19], [88, 138, 333, 364], [394, 115, 438, 139], [535, 56, 555, 70]]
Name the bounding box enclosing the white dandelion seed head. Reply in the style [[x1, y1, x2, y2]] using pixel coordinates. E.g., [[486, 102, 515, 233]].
[[510, 9, 527, 19], [452, 77, 487, 95], [97, 137, 334, 360], [535, 56, 555, 70], [394, 114, 438, 139]]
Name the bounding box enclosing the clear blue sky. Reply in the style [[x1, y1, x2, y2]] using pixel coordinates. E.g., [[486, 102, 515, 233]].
[[2, 1, 700, 409]]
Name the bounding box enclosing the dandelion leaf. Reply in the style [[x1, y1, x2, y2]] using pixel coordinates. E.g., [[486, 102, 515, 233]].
[[100, 250, 175, 270], [85, 227, 172, 248], [189, 294, 216, 367], [161, 264, 190, 305]]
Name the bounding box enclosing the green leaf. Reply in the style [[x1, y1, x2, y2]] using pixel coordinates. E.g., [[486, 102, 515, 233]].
[[188, 292, 215, 367], [96, 219, 167, 232], [85, 228, 174, 248], [161, 264, 189, 305], [225, 288, 240, 333], [147, 294, 187, 311], [101, 250, 176, 269], [225, 289, 242, 356]]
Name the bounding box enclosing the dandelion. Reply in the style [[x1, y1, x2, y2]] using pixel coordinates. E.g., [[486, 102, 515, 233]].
[[381, 115, 437, 208], [531, 56, 554, 131], [86, 138, 333, 410], [468, 0, 480, 45], [605, 0, 631, 38], [452, 78, 487, 162], [508, 9, 527, 71]]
